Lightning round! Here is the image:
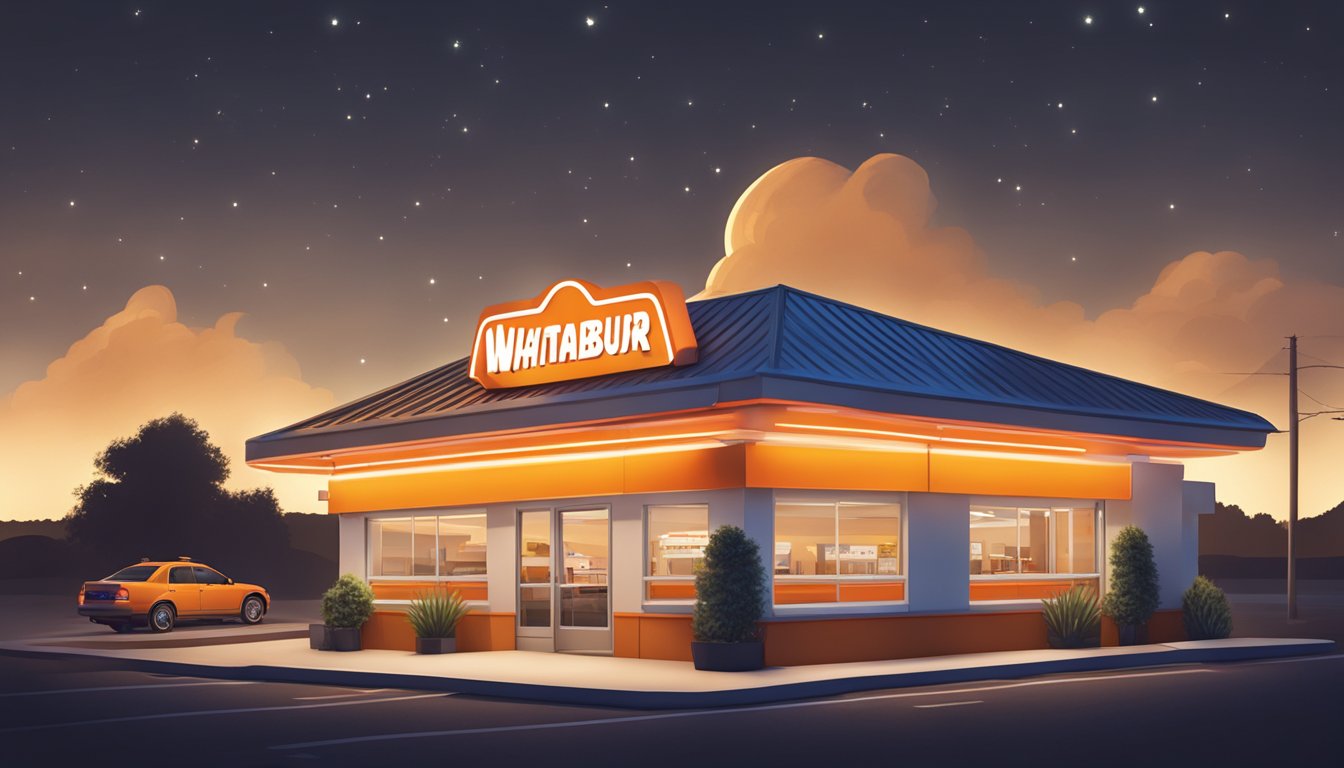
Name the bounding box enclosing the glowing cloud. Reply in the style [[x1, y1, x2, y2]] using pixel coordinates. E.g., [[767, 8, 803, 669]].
[[0, 286, 334, 520], [702, 154, 1344, 520]]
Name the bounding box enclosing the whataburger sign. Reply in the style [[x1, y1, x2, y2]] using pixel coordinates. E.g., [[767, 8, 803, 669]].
[[469, 279, 699, 389]]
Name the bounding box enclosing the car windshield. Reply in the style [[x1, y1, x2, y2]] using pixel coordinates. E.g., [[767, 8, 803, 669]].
[[104, 565, 159, 582]]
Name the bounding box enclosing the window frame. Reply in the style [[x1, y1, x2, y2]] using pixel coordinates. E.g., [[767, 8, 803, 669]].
[[642, 502, 711, 604], [365, 509, 489, 582], [967, 498, 1104, 603], [772, 496, 907, 608]]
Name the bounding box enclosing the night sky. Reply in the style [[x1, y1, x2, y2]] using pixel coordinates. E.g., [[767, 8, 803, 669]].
[[3, 2, 1342, 519], [5, 1, 1341, 397]]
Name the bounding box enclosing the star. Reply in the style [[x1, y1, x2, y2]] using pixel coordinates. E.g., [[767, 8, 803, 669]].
[[429, 278, 436, 285], [1084, 15, 1093, 25], [1137, 5, 1145, 13], [68, 200, 75, 207], [452, 40, 460, 49], [1168, 203, 1176, 210], [330, 18, 339, 27], [585, 16, 595, 27], [359, 358, 366, 364]]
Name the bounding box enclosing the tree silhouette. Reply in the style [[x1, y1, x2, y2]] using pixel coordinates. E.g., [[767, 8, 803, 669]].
[[67, 414, 289, 576]]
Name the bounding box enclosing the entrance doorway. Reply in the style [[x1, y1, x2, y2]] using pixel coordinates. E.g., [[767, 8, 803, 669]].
[[517, 506, 611, 653]]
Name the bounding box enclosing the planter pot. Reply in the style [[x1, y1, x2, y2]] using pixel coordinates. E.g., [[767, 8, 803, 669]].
[[691, 640, 764, 672], [328, 626, 362, 652], [1116, 623, 1149, 647], [416, 637, 457, 654], [308, 624, 330, 651]]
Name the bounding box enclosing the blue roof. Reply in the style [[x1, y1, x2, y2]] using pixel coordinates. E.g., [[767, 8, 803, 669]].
[[247, 285, 1274, 459]]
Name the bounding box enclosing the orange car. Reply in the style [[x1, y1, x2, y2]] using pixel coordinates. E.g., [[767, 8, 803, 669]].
[[77, 558, 270, 633]]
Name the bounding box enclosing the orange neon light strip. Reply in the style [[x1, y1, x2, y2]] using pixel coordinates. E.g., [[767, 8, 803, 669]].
[[775, 422, 1087, 454], [330, 440, 727, 481], [251, 430, 739, 473]]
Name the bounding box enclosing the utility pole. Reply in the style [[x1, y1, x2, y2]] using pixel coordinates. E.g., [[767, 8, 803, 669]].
[[1287, 335, 1298, 621]]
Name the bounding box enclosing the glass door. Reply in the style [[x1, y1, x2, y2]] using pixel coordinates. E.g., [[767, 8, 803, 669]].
[[516, 506, 611, 654], [556, 507, 611, 653]]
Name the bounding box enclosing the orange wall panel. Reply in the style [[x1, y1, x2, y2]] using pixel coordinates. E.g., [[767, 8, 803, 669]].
[[330, 457, 626, 513], [613, 613, 695, 661], [969, 578, 1098, 601], [613, 614, 640, 658], [1100, 609, 1185, 645], [930, 452, 1130, 499], [370, 581, 488, 601], [763, 611, 1049, 666], [360, 610, 516, 652], [623, 444, 745, 493], [745, 444, 929, 492]]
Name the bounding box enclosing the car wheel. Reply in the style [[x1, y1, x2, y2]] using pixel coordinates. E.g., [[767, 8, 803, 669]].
[[240, 595, 265, 625], [149, 602, 176, 633]]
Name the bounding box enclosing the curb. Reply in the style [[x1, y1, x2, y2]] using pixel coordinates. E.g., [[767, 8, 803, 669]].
[[1, 638, 1333, 709]]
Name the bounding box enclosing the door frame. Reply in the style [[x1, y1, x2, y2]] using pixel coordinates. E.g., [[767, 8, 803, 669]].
[[515, 504, 613, 654]]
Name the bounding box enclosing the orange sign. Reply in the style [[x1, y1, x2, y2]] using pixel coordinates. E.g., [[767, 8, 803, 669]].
[[469, 279, 699, 389]]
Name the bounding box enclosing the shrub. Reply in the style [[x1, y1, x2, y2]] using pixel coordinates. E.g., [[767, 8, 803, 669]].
[[321, 573, 375, 629], [1042, 585, 1101, 648], [691, 525, 766, 643], [1102, 525, 1160, 628], [406, 589, 470, 639], [1182, 576, 1232, 640]]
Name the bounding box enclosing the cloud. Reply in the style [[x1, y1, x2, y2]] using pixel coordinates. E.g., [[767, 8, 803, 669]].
[[701, 153, 1344, 520], [0, 286, 334, 520]]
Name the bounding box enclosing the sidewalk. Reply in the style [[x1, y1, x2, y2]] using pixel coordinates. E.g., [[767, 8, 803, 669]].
[[0, 633, 1332, 708]]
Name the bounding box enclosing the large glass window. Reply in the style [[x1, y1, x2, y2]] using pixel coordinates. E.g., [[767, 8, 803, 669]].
[[369, 512, 488, 582], [645, 504, 709, 601], [774, 500, 903, 605], [969, 503, 1100, 601]]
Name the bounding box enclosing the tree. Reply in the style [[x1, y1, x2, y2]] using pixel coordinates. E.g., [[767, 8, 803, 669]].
[[691, 525, 766, 643], [66, 414, 288, 574], [1102, 525, 1160, 640]]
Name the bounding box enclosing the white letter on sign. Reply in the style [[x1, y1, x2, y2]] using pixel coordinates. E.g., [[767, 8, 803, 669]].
[[629, 311, 651, 352], [579, 319, 603, 360], [486, 325, 516, 374]]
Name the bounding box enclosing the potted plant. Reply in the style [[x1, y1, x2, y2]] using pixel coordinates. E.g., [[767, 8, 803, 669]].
[[311, 573, 375, 651], [1041, 585, 1101, 648], [691, 525, 767, 671], [1182, 575, 1232, 640], [1102, 525, 1160, 646], [406, 589, 470, 654]]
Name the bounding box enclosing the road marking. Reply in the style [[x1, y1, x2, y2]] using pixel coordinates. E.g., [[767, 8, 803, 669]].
[[272, 667, 1212, 750], [0, 693, 447, 734], [1233, 653, 1344, 667], [293, 689, 391, 700], [913, 700, 983, 709], [0, 680, 256, 698]]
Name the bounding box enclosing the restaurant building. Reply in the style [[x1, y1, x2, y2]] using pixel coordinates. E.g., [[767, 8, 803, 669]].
[[246, 279, 1274, 665]]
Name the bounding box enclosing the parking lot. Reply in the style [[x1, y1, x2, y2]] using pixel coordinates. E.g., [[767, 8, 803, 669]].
[[3, 590, 1342, 767]]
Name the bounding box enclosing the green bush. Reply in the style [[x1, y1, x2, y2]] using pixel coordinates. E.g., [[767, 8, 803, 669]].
[[321, 573, 375, 629], [1182, 576, 1232, 640], [1042, 585, 1101, 648], [406, 589, 470, 638], [1102, 525, 1160, 628], [692, 525, 766, 643]]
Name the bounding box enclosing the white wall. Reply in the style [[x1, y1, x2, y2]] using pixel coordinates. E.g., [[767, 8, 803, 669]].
[[337, 514, 364, 579], [1104, 461, 1189, 609], [906, 492, 971, 612], [1181, 480, 1216, 590]]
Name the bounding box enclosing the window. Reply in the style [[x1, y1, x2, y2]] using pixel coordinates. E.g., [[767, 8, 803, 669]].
[[369, 512, 488, 582], [969, 503, 1100, 601], [169, 567, 195, 584], [192, 567, 229, 585], [774, 500, 903, 605], [106, 565, 158, 582], [645, 504, 709, 601]]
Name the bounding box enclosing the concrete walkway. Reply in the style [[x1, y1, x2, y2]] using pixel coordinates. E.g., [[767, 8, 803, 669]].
[[0, 634, 1332, 708]]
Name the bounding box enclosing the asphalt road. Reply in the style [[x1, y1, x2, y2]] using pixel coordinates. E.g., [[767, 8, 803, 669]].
[[2, 649, 1341, 767], [2, 589, 1342, 767]]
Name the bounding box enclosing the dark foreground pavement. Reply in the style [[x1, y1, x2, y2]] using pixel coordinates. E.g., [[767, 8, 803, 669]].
[[2, 589, 1341, 767]]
